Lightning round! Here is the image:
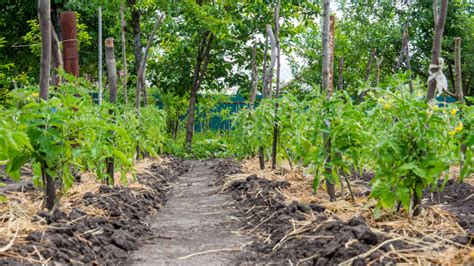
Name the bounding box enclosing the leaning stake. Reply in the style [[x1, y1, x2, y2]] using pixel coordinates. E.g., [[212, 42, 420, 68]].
[[105, 38, 117, 185]]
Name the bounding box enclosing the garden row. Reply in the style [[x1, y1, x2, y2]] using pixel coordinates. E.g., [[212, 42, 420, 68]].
[[0, 83, 166, 209], [229, 80, 473, 215]]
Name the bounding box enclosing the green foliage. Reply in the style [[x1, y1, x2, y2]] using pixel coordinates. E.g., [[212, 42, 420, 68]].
[[22, 15, 91, 56], [2, 81, 167, 195], [227, 75, 469, 214], [369, 94, 456, 211]]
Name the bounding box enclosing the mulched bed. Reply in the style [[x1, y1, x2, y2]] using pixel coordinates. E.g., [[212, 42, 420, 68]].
[[0, 157, 189, 265], [212, 160, 400, 265], [426, 179, 474, 235], [350, 169, 474, 236]]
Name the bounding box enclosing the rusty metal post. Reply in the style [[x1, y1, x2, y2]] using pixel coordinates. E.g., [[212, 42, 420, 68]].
[[60, 11, 79, 77]]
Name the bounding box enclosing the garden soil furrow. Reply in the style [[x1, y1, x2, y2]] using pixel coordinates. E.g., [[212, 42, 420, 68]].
[[127, 159, 247, 266], [0, 157, 189, 265]]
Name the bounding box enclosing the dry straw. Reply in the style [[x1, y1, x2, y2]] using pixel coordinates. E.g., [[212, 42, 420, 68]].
[[222, 158, 473, 265], [0, 158, 162, 261]]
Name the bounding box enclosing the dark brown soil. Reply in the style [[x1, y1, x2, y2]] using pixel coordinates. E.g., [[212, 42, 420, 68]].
[[0, 157, 189, 265], [213, 160, 399, 265], [426, 179, 474, 235], [350, 169, 474, 236]]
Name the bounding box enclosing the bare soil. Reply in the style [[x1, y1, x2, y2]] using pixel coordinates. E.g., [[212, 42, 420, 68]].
[[126, 159, 247, 266], [0, 158, 188, 265]]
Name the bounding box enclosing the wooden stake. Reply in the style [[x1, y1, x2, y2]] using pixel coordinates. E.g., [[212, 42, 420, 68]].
[[322, 0, 336, 202], [38, 0, 56, 210], [454, 37, 464, 103], [249, 42, 258, 109], [39, 0, 51, 101], [271, 0, 281, 170], [98, 6, 103, 105], [120, 4, 128, 104], [328, 14, 335, 94], [105, 38, 117, 185]]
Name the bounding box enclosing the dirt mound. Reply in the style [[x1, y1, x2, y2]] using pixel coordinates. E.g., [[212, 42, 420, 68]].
[[0, 158, 188, 265], [210, 158, 242, 186], [426, 179, 474, 235], [224, 174, 399, 265]]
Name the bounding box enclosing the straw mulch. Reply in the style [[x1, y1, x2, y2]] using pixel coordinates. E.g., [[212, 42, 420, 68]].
[[0, 158, 164, 257], [225, 158, 474, 265]]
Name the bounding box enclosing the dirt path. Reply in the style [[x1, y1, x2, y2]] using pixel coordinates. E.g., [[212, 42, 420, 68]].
[[128, 160, 246, 266]]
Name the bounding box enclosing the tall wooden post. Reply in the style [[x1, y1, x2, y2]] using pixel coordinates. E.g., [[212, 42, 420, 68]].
[[38, 0, 56, 210], [271, 0, 281, 170], [249, 42, 258, 109], [98, 7, 103, 105], [259, 34, 269, 170], [120, 4, 128, 104], [60, 11, 79, 77], [322, 0, 336, 201], [454, 37, 464, 103], [105, 38, 117, 185]]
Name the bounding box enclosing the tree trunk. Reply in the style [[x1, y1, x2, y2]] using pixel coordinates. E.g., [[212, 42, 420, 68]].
[[128, 0, 142, 106], [396, 23, 414, 93], [337, 57, 344, 90], [264, 25, 277, 98], [376, 56, 384, 86], [364, 48, 376, 82], [322, 0, 336, 202], [261, 34, 268, 98], [249, 42, 258, 109], [321, 0, 330, 94], [396, 23, 409, 70], [136, 14, 164, 109], [427, 0, 449, 101], [328, 14, 335, 94], [185, 32, 214, 149], [120, 4, 128, 104], [454, 37, 464, 103], [105, 38, 117, 186], [50, 22, 62, 86], [271, 0, 281, 170], [39, 0, 56, 210]]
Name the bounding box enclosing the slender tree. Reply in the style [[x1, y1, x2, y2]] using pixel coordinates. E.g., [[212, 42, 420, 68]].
[[185, 31, 215, 148], [136, 13, 165, 109], [453, 37, 464, 103], [249, 42, 258, 109], [120, 4, 128, 104]]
